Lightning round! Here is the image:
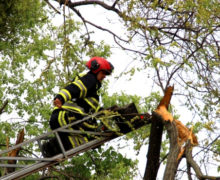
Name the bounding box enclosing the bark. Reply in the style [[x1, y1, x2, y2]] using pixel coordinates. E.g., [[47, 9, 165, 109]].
[[6, 129, 25, 174], [187, 160, 193, 180]]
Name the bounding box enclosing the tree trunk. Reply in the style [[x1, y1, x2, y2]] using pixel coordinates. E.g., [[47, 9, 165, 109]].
[[144, 86, 174, 180], [144, 113, 163, 180]]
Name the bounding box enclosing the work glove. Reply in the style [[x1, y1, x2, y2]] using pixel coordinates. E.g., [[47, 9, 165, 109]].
[[53, 98, 62, 108]]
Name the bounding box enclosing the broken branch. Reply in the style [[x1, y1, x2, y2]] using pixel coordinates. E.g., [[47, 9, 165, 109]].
[[6, 129, 25, 174]]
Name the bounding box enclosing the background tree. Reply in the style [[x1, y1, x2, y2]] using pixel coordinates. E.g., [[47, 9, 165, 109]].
[[0, 0, 219, 179], [0, 0, 138, 178]]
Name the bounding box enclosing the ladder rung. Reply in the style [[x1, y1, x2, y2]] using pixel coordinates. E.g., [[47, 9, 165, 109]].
[[0, 164, 27, 168]]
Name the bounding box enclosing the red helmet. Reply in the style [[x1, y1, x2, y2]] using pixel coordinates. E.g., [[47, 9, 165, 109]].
[[86, 57, 114, 75]]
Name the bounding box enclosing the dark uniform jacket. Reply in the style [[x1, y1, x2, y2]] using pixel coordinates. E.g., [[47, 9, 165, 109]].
[[55, 71, 101, 115]]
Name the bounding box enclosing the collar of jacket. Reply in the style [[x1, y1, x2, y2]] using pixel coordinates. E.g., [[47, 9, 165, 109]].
[[87, 71, 102, 88]]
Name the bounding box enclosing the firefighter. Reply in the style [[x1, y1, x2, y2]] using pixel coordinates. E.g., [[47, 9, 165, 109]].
[[43, 57, 114, 156]]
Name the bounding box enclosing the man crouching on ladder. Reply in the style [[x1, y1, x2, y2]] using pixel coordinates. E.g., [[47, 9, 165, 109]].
[[43, 57, 114, 157]]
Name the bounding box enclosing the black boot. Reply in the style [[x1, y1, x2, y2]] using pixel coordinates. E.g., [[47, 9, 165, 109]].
[[42, 137, 62, 157]]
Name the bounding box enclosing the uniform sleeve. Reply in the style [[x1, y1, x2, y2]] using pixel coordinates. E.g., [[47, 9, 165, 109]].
[[54, 84, 80, 104]]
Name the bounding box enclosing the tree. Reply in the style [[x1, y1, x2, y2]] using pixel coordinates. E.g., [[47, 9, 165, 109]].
[[0, 0, 219, 179], [0, 1, 138, 178], [46, 0, 220, 179]]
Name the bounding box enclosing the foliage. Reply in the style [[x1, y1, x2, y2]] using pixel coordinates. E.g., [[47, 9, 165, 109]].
[[105, 0, 220, 176], [67, 147, 138, 180], [0, 0, 219, 179], [0, 10, 111, 135], [22, 147, 138, 180], [0, 0, 47, 55]]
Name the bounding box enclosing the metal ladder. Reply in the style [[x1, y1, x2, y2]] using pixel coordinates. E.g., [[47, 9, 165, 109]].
[[0, 110, 150, 180], [0, 113, 117, 180]]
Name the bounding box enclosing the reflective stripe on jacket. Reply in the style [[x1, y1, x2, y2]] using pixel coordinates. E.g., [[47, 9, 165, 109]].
[[55, 73, 100, 115], [59, 97, 100, 115], [72, 78, 87, 98]]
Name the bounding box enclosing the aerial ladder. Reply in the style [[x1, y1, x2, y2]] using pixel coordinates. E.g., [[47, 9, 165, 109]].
[[0, 103, 151, 180]]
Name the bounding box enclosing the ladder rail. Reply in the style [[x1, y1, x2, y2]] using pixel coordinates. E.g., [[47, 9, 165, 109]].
[[59, 129, 113, 136], [0, 164, 27, 168], [0, 110, 146, 156]]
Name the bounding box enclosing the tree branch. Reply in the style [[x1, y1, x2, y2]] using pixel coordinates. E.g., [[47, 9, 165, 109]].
[[6, 129, 25, 174], [187, 160, 193, 180], [185, 140, 220, 180], [39, 176, 61, 180], [50, 167, 75, 179], [67, 0, 121, 14], [0, 100, 8, 115], [44, 0, 61, 14]]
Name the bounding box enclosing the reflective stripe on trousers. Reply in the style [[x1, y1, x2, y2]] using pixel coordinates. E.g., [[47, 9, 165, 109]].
[[57, 110, 88, 148]]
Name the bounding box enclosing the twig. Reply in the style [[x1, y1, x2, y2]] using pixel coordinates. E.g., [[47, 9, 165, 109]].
[[44, 0, 61, 14]]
